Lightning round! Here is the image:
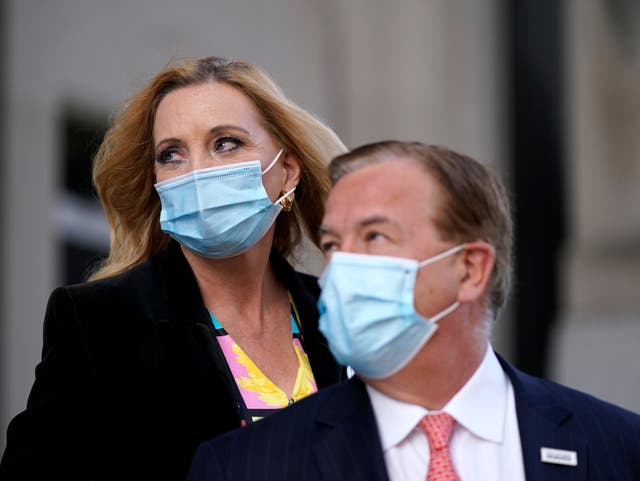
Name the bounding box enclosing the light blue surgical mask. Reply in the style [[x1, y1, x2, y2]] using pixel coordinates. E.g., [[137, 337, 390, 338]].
[[317, 244, 466, 379], [154, 149, 294, 258]]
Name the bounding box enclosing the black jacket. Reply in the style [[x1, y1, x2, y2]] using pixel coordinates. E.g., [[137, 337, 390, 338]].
[[0, 242, 343, 481]]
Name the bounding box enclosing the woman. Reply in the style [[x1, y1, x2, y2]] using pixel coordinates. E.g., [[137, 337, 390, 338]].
[[0, 56, 346, 481]]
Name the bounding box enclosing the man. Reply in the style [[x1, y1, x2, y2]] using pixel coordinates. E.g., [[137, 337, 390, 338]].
[[188, 141, 640, 480]]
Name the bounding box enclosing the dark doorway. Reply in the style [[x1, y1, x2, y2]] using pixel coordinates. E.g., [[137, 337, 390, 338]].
[[508, 0, 566, 377]]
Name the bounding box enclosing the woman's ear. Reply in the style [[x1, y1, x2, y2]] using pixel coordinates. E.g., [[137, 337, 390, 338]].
[[457, 241, 495, 305], [281, 150, 301, 193]]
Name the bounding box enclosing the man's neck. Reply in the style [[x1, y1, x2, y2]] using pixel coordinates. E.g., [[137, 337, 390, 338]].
[[364, 335, 488, 411]]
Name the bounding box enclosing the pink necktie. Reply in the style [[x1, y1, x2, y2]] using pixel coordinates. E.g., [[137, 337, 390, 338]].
[[418, 413, 460, 481]]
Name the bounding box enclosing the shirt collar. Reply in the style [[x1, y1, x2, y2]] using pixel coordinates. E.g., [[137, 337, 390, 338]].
[[443, 344, 507, 443], [366, 383, 428, 450], [366, 344, 508, 450]]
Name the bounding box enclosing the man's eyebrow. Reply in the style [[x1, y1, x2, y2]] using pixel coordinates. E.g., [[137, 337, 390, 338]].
[[318, 225, 336, 238], [318, 215, 396, 238], [359, 215, 393, 228]]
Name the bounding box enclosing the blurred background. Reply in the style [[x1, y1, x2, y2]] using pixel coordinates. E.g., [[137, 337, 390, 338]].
[[1, 0, 639, 452]]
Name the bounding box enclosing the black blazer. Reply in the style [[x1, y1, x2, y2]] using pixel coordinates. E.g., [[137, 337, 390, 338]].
[[0, 242, 343, 481], [187, 355, 640, 481]]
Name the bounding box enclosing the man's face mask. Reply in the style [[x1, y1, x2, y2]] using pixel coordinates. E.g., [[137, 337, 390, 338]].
[[318, 244, 466, 379]]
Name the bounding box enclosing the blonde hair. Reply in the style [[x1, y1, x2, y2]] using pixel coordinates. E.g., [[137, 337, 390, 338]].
[[89, 56, 346, 281]]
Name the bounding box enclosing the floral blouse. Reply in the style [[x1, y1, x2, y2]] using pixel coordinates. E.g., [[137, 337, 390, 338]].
[[209, 297, 318, 425]]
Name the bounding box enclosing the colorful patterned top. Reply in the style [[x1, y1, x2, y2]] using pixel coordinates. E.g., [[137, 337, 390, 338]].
[[209, 298, 318, 425]]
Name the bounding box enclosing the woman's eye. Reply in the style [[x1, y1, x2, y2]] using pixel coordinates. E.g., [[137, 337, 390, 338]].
[[154, 147, 187, 165], [210, 136, 243, 155]]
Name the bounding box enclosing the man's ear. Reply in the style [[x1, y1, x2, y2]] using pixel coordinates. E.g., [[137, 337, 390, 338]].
[[281, 150, 301, 193], [457, 241, 495, 304]]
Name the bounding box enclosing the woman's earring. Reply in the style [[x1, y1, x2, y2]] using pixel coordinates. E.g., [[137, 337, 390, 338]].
[[281, 194, 294, 212]]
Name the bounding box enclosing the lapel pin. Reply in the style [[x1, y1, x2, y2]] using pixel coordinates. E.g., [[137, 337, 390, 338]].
[[540, 447, 578, 466]]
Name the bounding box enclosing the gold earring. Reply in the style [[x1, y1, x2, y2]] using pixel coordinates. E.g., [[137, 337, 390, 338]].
[[281, 194, 294, 212]]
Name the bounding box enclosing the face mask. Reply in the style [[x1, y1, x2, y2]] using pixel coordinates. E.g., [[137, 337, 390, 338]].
[[154, 149, 294, 258], [317, 244, 466, 379]]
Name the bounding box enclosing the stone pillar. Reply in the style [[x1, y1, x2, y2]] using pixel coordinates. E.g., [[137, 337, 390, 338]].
[[550, 0, 640, 413]]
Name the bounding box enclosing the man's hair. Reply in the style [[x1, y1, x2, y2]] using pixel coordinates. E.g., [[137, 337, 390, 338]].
[[329, 140, 513, 316]]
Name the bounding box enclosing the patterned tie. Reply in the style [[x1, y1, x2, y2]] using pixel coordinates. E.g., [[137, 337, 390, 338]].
[[418, 413, 460, 481]]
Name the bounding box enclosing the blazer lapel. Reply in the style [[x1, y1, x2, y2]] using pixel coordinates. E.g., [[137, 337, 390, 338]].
[[499, 357, 588, 481], [310, 378, 390, 481], [153, 241, 242, 433]]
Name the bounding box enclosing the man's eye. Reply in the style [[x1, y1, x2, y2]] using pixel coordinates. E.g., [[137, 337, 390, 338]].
[[320, 240, 338, 253], [365, 231, 386, 242], [210, 136, 243, 155], [154, 147, 188, 164]]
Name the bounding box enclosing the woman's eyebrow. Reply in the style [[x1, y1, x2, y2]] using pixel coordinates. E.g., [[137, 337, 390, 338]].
[[209, 124, 251, 136]]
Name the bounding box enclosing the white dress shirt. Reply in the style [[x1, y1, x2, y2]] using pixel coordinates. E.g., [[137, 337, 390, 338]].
[[366, 344, 526, 481]]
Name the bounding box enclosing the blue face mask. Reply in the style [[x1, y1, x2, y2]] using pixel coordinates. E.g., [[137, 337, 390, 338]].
[[317, 244, 466, 379], [154, 149, 294, 258]]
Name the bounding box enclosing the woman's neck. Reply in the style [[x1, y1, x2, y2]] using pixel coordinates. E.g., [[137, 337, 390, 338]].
[[181, 233, 288, 333]]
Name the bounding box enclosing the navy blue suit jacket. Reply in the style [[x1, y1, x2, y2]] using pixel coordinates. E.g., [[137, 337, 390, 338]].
[[188, 355, 640, 480]]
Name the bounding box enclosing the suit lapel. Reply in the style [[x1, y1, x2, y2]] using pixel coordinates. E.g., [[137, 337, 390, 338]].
[[310, 378, 390, 481], [499, 357, 588, 481]]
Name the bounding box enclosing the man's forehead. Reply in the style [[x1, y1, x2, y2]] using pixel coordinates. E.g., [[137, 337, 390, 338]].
[[329, 160, 434, 201], [323, 159, 438, 226]]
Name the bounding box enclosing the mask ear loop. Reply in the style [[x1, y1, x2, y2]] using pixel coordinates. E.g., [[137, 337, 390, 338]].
[[261, 148, 285, 175], [430, 301, 460, 323], [264, 148, 295, 208], [275, 187, 296, 205], [416, 243, 467, 324], [417, 243, 467, 268]]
